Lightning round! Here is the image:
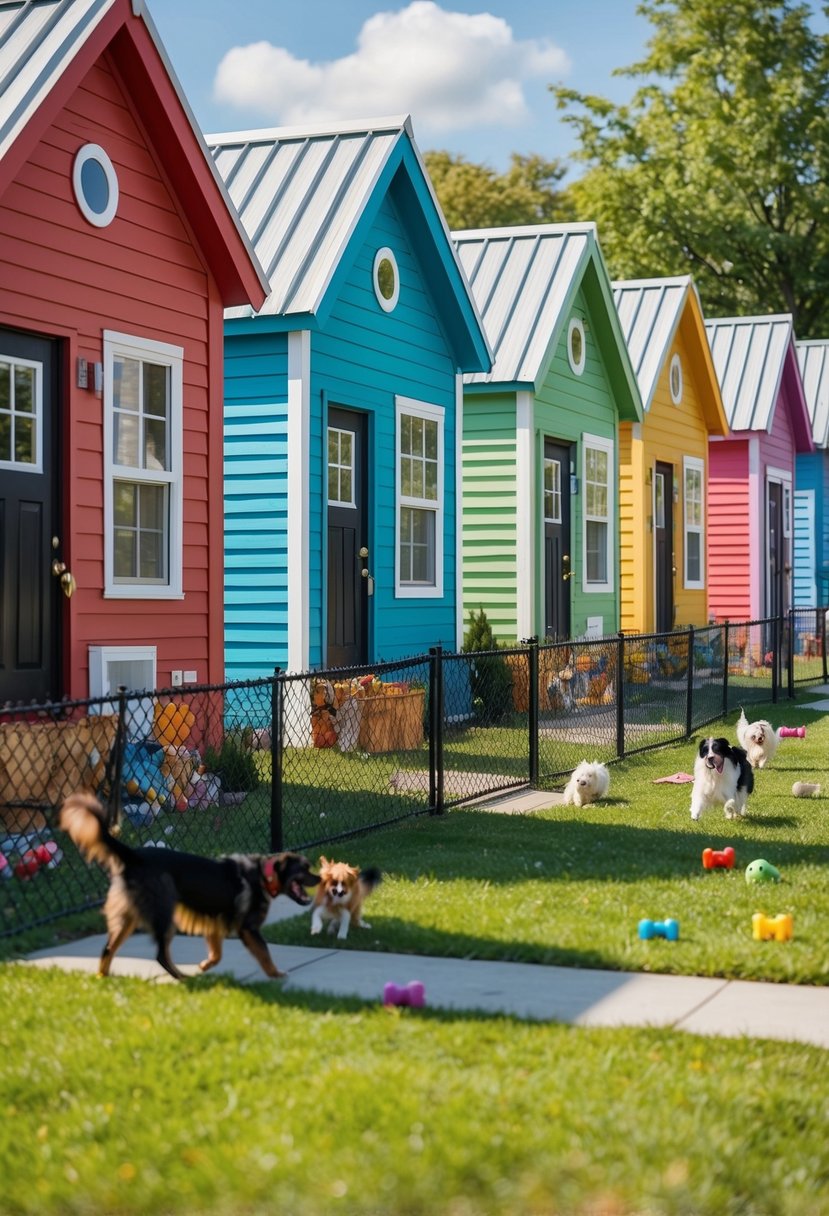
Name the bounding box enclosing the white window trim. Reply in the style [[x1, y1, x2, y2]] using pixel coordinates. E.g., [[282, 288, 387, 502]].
[[567, 317, 586, 376], [683, 455, 705, 590], [395, 394, 444, 599], [0, 352, 43, 474], [73, 143, 119, 228], [581, 432, 613, 594], [327, 425, 357, 508], [669, 352, 683, 405], [103, 330, 184, 600], [373, 246, 400, 313]]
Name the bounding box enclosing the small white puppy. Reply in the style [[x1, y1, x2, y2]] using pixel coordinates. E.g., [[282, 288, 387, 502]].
[[736, 706, 779, 769], [563, 760, 610, 807]]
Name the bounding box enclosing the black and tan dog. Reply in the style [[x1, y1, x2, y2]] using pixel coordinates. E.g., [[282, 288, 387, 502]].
[[59, 792, 319, 981]]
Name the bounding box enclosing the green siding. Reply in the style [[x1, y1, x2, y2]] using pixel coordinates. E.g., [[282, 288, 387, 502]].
[[461, 286, 622, 644], [461, 393, 518, 643]]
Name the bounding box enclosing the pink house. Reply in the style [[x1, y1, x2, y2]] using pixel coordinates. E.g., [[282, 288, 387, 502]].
[[705, 315, 813, 622]]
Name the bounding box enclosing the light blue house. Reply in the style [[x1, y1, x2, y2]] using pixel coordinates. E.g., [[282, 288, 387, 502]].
[[206, 117, 490, 678], [794, 341, 829, 607]]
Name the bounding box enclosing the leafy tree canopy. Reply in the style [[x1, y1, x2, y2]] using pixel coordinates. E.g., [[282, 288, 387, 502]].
[[554, 0, 829, 337], [424, 150, 574, 231]]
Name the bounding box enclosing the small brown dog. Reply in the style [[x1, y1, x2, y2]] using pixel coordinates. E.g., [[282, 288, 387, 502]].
[[310, 856, 382, 941]]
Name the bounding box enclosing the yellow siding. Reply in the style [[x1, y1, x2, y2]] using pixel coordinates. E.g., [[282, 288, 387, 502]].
[[618, 421, 648, 633], [624, 306, 712, 631]]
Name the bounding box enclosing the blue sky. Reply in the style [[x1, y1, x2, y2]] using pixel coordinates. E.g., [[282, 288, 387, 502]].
[[148, 0, 652, 173]]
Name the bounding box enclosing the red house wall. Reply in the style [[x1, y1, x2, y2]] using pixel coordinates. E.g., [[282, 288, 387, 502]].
[[707, 438, 751, 622], [0, 52, 224, 696]]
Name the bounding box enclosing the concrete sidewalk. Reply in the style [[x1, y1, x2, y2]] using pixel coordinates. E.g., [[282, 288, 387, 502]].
[[21, 894, 829, 1051]]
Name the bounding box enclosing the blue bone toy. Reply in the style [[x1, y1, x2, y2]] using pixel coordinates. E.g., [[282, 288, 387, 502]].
[[638, 917, 679, 941]]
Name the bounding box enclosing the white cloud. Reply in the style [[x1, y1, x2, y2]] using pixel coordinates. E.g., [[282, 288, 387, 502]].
[[212, 2, 569, 133]]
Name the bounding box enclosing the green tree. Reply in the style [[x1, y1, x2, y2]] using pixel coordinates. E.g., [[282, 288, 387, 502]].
[[554, 0, 829, 337], [424, 150, 574, 231]]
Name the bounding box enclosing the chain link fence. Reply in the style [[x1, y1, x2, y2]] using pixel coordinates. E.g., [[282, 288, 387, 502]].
[[2, 611, 825, 940]]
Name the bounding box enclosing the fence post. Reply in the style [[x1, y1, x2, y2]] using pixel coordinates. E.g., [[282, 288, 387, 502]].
[[787, 609, 795, 699], [525, 636, 539, 787], [270, 668, 284, 852], [822, 606, 828, 684], [771, 618, 780, 704], [722, 620, 729, 718], [109, 685, 127, 829], [616, 632, 625, 759], [429, 645, 445, 815], [685, 625, 695, 738]]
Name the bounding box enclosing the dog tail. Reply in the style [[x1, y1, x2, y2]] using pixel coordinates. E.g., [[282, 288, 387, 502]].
[[359, 866, 382, 896], [59, 792, 131, 871]]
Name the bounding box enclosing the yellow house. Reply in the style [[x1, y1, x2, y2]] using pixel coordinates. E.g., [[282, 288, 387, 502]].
[[613, 277, 729, 633]]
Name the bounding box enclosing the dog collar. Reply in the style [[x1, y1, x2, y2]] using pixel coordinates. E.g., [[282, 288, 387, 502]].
[[262, 858, 280, 898]]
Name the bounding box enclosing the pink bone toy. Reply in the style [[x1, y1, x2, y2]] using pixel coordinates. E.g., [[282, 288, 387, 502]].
[[702, 846, 735, 870], [778, 726, 806, 738], [383, 981, 425, 1007]]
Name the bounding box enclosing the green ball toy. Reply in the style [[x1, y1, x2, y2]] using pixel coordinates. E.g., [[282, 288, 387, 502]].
[[745, 858, 781, 884]]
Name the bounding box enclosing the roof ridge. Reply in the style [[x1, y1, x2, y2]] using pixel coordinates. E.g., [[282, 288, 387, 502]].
[[205, 114, 411, 147]]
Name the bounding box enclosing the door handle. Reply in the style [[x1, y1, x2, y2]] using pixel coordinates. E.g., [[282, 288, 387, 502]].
[[52, 557, 76, 596], [562, 554, 573, 581]]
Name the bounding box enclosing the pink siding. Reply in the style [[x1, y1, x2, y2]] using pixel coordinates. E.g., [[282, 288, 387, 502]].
[[0, 52, 222, 696], [708, 439, 751, 621]]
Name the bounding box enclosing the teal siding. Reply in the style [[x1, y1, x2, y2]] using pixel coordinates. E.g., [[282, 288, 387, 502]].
[[312, 187, 459, 662], [794, 450, 829, 605], [223, 332, 290, 679]]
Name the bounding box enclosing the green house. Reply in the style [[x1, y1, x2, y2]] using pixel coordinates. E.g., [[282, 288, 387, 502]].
[[453, 223, 643, 643]]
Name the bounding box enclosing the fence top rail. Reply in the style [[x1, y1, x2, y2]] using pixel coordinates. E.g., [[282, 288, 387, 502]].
[[283, 653, 429, 686]]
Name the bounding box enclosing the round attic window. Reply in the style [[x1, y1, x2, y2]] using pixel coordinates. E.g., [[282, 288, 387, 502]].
[[669, 353, 683, 404], [373, 247, 399, 313], [567, 317, 586, 375], [73, 144, 119, 228]]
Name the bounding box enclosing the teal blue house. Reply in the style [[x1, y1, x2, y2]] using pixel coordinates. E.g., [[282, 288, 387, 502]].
[[794, 340, 829, 606], [207, 117, 490, 678]]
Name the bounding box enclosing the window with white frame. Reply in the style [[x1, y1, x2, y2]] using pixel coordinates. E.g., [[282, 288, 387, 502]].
[[582, 434, 613, 592], [683, 456, 705, 589], [0, 354, 42, 472], [543, 457, 562, 523], [327, 426, 355, 506], [103, 331, 183, 598], [396, 396, 443, 597]]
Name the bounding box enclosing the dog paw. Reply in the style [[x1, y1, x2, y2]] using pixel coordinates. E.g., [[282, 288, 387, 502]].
[[310, 924, 321, 936]]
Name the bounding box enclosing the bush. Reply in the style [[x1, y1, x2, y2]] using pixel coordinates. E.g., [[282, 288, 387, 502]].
[[203, 739, 260, 792], [462, 608, 514, 723]]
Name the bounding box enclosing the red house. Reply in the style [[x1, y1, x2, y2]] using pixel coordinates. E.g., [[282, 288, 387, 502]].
[[0, 0, 267, 705]]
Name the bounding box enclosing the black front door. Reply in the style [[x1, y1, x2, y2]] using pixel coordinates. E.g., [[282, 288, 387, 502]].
[[543, 439, 571, 641], [767, 480, 785, 619], [654, 461, 674, 633], [0, 329, 60, 705], [327, 408, 368, 667]]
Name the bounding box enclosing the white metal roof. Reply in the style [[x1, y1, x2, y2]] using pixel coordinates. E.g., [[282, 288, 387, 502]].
[[206, 116, 415, 318], [704, 314, 794, 431], [797, 340, 829, 449], [0, 0, 117, 163], [612, 276, 692, 410], [452, 224, 597, 385]]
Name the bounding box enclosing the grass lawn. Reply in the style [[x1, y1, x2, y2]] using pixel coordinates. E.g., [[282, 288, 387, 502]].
[[266, 696, 829, 986], [2, 965, 828, 1216]]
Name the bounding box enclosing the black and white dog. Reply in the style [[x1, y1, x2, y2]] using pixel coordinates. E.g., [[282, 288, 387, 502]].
[[690, 737, 754, 821]]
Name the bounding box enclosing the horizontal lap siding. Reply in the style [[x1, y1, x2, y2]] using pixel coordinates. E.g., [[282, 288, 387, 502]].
[[0, 55, 216, 694], [223, 333, 289, 679], [313, 190, 458, 663], [643, 332, 711, 629], [618, 420, 643, 633], [462, 394, 518, 643], [708, 440, 750, 621], [793, 478, 816, 606], [534, 288, 619, 639]]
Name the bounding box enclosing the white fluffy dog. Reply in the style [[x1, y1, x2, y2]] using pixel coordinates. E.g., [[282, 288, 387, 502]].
[[563, 760, 610, 807], [736, 706, 779, 769], [690, 737, 754, 821]]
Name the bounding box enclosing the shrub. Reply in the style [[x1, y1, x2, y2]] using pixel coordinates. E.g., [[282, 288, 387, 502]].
[[462, 608, 514, 723], [203, 739, 260, 792]]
